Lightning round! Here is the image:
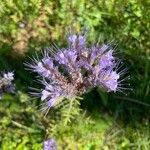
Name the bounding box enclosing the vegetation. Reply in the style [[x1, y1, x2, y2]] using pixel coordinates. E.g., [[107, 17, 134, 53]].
[[0, 0, 150, 149]]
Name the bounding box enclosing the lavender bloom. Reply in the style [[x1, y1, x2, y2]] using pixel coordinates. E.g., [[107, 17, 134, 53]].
[[99, 50, 114, 69], [36, 62, 51, 78], [55, 49, 77, 67], [41, 83, 62, 108], [44, 139, 57, 150], [0, 72, 15, 99], [26, 33, 127, 111], [68, 34, 86, 47], [99, 70, 120, 92]]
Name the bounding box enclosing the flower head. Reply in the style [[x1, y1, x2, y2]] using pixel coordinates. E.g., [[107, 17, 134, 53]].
[[68, 34, 86, 47], [26, 33, 127, 111], [44, 139, 56, 150], [0, 72, 15, 99]]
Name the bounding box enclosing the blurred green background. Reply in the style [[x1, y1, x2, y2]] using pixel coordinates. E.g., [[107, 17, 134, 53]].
[[0, 0, 150, 149]]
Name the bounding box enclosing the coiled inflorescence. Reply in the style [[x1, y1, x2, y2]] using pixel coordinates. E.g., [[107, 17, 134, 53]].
[[26, 33, 127, 110], [0, 72, 15, 99]]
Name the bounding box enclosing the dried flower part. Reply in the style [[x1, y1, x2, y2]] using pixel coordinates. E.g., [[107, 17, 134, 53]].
[[44, 139, 57, 150], [0, 72, 15, 99], [26, 33, 127, 110]]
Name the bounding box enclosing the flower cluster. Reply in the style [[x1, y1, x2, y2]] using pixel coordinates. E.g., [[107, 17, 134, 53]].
[[26, 33, 126, 110], [44, 139, 57, 150], [0, 72, 15, 99]]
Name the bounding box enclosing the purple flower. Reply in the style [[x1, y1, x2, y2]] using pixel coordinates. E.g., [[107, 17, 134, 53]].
[[36, 62, 51, 78], [55, 49, 77, 66], [26, 32, 127, 111], [44, 139, 57, 150], [100, 70, 120, 92], [68, 34, 86, 47], [68, 35, 77, 44], [41, 83, 62, 107], [42, 58, 54, 69], [99, 50, 114, 69], [0, 72, 15, 99]]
